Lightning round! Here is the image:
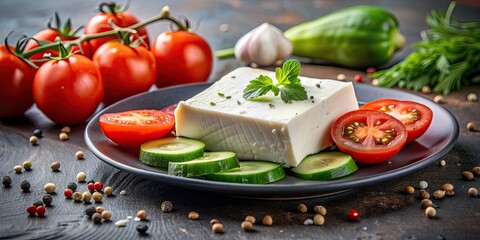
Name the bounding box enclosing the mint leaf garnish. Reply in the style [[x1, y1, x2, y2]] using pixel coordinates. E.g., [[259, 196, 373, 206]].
[[243, 59, 307, 102]]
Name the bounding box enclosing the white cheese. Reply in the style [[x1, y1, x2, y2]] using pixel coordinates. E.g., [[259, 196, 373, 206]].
[[174, 67, 359, 167]]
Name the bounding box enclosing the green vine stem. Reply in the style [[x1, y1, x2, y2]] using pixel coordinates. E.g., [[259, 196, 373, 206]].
[[20, 5, 187, 59]]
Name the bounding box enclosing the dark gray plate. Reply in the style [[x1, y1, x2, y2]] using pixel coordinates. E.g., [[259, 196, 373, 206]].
[[85, 83, 459, 199]]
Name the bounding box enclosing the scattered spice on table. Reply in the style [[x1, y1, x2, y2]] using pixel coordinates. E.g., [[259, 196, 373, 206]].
[[50, 162, 60, 171], [20, 180, 30, 192], [462, 171, 474, 181], [2, 176, 12, 187], [262, 215, 273, 226], [43, 183, 56, 194], [425, 207, 436, 218], [22, 161, 32, 171], [29, 136, 39, 145], [42, 194, 53, 206], [161, 201, 173, 212]]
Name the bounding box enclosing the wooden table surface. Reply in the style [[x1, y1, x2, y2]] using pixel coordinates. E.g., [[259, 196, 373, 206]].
[[1, 0, 479, 239]]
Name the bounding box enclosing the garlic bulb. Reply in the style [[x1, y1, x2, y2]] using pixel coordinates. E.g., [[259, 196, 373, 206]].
[[234, 23, 293, 66]]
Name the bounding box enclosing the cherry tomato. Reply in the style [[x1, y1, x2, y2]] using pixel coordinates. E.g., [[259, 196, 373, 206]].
[[93, 42, 156, 106], [0, 45, 35, 117], [331, 109, 407, 164], [99, 110, 175, 147], [33, 55, 104, 125], [84, 2, 149, 57], [151, 31, 213, 88], [360, 99, 433, 143]]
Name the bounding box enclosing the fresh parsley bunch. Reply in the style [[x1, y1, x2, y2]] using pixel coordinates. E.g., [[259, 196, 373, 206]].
[[243, 59, 308, 102]]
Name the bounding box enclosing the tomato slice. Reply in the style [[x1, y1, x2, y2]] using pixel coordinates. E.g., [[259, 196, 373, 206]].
[[331, 109, 408, 164], [360, 99, 433, 143], [99, 110, 175, 147]]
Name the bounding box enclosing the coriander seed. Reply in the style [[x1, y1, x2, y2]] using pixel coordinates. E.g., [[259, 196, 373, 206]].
[[419, 189, 430, 199], [188, 211, 199, 220], [466, 122, 476, 131], [82, 191, 92, 203], [101, 210, 112, 221], [22, 161, 32, 171], [405, 186, 415, 194], [76, 172, 87, 182], [313, 214, 325, 226], [212, 223, 224, 233], [96, 206, 105, 214], [2, 176, 12, 187], [245, 215, 256, 224], [50, 162, 60, 171], [241, 221, 253, 231], [104, 186, 113, 196], [29, 136, 38, 145], [136, 224, 148, 234], [420, 199, 433, 209], [136, 210, 147, 220], [59, 132, 69, 141], [92, 192, 103, 203], [161, 201, 173, 212], [75, 151, 84, 160], [433, 190, 446, 199], [421, 85, 431, 94], [441, 183, 454, 191], [472, 166, 480, 176], [14, 165, 22, 173], [43, 183, 56, 194], [262, 215, 273, 226], [20, 180, 30, 192], [297, 203, 308, 213], [467, 93, 478, 102], [313, 205, 327, 215], [468, 188, 478, 197], [61, 126, 71, 133], [92, 213, 102, 223], [73, 192, 83, 201], [462, 171, 474, 181], [425, 207, 436, 218]]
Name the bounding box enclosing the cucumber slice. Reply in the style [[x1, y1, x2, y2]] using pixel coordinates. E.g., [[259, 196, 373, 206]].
[[292, 152, 358, 180], [168, 152, 239, 177], [139, 137, 205, 168], [205, 161, 286, 184]]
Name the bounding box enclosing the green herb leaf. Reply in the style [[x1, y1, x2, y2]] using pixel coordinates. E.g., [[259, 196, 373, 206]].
[[280, 82, 308, 102], [275, 59, 301, 85], [243, 75, 274, 99]]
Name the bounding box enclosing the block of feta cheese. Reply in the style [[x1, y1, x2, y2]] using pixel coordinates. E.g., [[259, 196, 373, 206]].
[[174, 67, 359, 167]]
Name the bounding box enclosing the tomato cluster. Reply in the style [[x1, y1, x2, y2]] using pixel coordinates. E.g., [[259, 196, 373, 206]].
[[0, 2, 213, 125]]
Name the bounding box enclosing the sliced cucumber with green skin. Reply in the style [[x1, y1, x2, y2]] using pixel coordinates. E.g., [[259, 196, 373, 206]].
[[205, 161, 286, 184], [139, 137, 205, 168], [168, 152, 239, 177], [292, 152, 358, 180]]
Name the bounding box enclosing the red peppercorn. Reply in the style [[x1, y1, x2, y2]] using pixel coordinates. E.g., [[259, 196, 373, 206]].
[[366, 67, 376, 74], [94, 181, 103, 191], [27, 205, 37, 216], [347, 209, 359, 221], [64, 188, 73, 199], [87, 182, 95, 192], [36, 206, 46, 217], [354, 74, 363, 83]]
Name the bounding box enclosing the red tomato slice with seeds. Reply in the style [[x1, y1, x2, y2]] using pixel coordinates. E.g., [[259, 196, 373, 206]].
[[99, 110, 174, 147], [360, 99, 433, 143], [331, 109, 407, 164]]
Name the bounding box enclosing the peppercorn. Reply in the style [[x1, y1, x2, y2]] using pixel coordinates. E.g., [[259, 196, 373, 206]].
[[371, 79, 379, 86], [76, 151, 84, 160], [313, 214, 325, 226], [64, 189, 73, 199], [405, 186, 415, 194], [119, 190, 127, 196], [433, 95, 444, 103], [441, 183, 454, 191], [419, 181, 428, 189], [94, 182, 103, 191], [421, 85, 431, 94], [241, 221, 253, 231], [467, 93, 478, 102], [336, 74, 346, 81], [353, 74, 363, 83], [245, 215, 256, 224], [101, 210, 112, 221], [439, 159, 446, 167], [468, 188, 478, 197], [432, 190, 445, 199], [92, 192, 103, 203], [366, 67, 376, 74], [96, 206, 105, 214], [462, 171, 474, 181], [33, 129, 43, 138], [303, 219, 313, 225], [36, 205, 46, 217], [425, 207, 436, 218], [29, 136, 38, 145], [188, 211, 199, 220], [134, 224, 148, 234], [419, 189, 430, 199], [33, 200, 44, 207], [136, 210, 148, 220], [313, 205, 327, 215], [210, 219, 219, 225], [67, 182, 77, 191], [43, 183, 56, 194], [42, 194, 53, 206], [61, 126, 71, 133], [27, 205, 37, 216], [161, 201, 173, 212], [420, 199, 433, 209], [104, 186, 113, 196], [2, 176, 12, 187], [85, 205, 97, 218], [297, 203, 308, 213], [87, 183, 95, 192], [212, 223, 224, 233], [50, 162, 60, 172], [347, 209, 359, 221], [87, 179, 95, 184], [92, 213, 102, 223], [262, 215, 273, 226], [445, 190, 455, 197], [20, 180, 30, 192], [82, 191, 92, 203], [466, 122, 476, 131], [22, 161, 32, 171], [76, 172, 87, 182], [72, 192, 83, 202], [59, 132, 69, 141], [14, 165, 22, 173], [472, 166, 480, 176]]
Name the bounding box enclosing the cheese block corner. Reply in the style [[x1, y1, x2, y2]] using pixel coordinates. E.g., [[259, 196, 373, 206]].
[[174, 67, 359, 167]]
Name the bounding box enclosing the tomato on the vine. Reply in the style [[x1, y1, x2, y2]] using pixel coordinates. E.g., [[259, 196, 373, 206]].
[[331, 109, 408, 164], [84, 2, 149, 57], [151, 31, 213, 88], [360, 99, 433, 143], [0, 45, 35, 117], [24, 13, 91, 67], [99, 110, 175, 147], [93, 42, 156, 106], [33, 54, 104, 125]]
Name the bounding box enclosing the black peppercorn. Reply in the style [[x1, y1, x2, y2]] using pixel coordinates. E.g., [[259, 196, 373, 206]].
[[33, 129, 43, 138], [92, 213, 102, 223], [85, 205, 97, 218], [2, 176, 12, 187], [67, 182, 77, 191], [87, 179, 95, 185], [33, 200, 44, 207], [42, 194, 53, 206], [20, 180, 30, 192], [136, 224, 148, 234]]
